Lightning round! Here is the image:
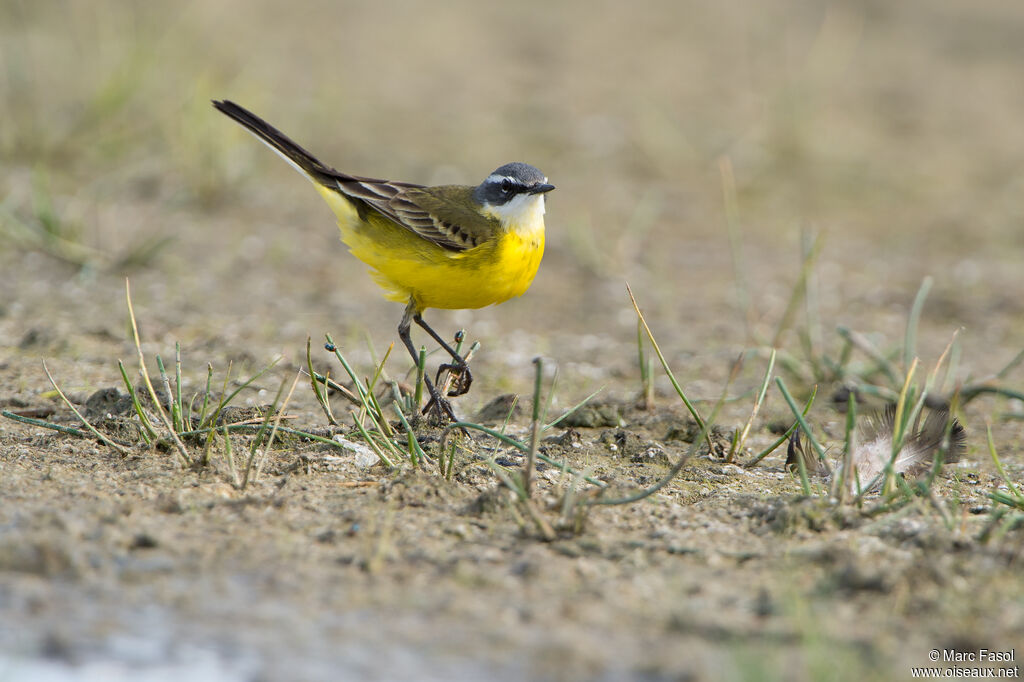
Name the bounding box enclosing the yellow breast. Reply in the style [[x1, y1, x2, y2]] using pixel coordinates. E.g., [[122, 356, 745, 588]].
[[321, 184, 546, 312]]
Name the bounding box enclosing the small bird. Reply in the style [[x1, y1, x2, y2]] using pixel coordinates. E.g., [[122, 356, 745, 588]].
[[213, 100, 554, 420]]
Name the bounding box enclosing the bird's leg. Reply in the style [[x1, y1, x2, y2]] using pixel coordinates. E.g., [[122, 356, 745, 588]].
[[412, 313, 473, 397], [398, 302, 457, 422]]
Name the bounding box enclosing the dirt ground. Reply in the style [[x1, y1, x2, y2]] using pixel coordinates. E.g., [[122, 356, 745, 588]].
[[2, 1, 1024, 680]]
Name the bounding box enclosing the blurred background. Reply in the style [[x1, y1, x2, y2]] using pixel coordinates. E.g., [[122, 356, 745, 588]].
[[3, 2, 1024, 680], [2, 0, 1023, 406]]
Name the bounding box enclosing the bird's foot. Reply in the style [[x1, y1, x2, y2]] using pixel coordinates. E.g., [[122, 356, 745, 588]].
[[436, 361, 473, 397], [422, 384, 459, 423]]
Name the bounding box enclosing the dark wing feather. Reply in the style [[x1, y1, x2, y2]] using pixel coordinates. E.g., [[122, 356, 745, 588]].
[[389, 186, 500, 251], [330, 177, 497, 253]]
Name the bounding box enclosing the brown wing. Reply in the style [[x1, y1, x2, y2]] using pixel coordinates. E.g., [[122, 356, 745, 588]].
[[388, 186, 500, 251], [325, 179, 486, 252]]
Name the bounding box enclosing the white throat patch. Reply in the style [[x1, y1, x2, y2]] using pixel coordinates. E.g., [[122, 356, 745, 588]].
[[484, 193, 547, 235]]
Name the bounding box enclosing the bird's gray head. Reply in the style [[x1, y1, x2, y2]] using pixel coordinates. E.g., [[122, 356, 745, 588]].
[[472, 162, 555, 207]]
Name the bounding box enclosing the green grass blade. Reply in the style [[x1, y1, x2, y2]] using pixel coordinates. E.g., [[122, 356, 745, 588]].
[[523, 357, 544, 497], [1, 410, 92, 439], [728, 348, 776, 462], [42, 360, 130, 456], [117, 359, 157, 442], [770, 230, 824, 349], [196, 363, 214, 428], [440, 421, 607, 489], [415, 346, 426, 411], [742, 384, 817, 468], [392, 401, 425, 465], [175, 342, 186, 430], [587, 354, 738, 507], [987, 421, 1022, 501], [903, 277, 933, 371], [627, 284, 712, 453], [202, 356, 282, 429], [350, 412, 395, 468], [543, 386, 605, 432]]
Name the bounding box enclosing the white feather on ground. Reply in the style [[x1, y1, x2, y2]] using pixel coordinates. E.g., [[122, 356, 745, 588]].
[[834, 406, 965, 493], [786, 406, 966, 493]]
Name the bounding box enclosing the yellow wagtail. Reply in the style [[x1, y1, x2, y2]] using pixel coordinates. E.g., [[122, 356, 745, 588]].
[[212, 100, 554, 420]]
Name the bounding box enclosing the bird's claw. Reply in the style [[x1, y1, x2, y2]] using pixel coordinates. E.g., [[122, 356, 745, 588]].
[[422, 391, 459, 422], [437, 362, 473, 397]]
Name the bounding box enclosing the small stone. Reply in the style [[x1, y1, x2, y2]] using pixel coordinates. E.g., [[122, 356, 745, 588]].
[[474, 394, 523, 424], [333, 435, 380, 468]]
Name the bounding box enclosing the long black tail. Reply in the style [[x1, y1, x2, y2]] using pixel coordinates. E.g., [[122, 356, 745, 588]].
[[212, 100, 339, 186]]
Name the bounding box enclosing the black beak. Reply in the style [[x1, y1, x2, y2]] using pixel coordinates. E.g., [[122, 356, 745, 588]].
[[527, 183, 555, 195]]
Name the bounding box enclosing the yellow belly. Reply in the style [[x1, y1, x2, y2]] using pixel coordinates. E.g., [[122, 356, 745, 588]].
[[316, 186, 544, 312]]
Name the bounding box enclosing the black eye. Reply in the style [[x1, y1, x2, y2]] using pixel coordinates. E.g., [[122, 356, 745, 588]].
[[500, 178, 514, 193]]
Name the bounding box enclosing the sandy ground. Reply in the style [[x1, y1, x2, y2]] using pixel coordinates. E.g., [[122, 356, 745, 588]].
[[2, 1, 1024, 680]]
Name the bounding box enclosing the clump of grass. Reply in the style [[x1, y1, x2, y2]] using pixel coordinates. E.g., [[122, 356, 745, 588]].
[[775, 330, 962, 503], [975, 423, 1024, 542], [581, 288, 744, 506], [0, 280, 365, 490], [239, 371, 302, 488], [726, 348, 776, 463], [743, 385, 817, 469], [121, 279, 311, 478], [310, 333, 435, 469], [626, 283, 715, 454], [765, 266, 1010, 517], [434, 354, 608, 539], [775, 377, 827, 496], [771, 252, 1024, 414], [736, 218, 1024, 503], [427, 286, 760, 538]]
